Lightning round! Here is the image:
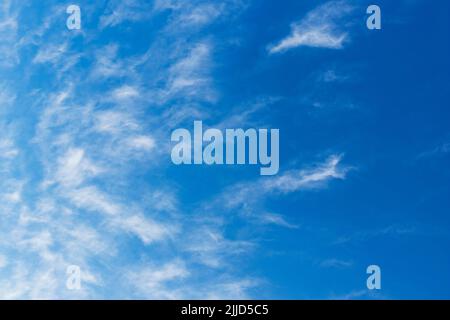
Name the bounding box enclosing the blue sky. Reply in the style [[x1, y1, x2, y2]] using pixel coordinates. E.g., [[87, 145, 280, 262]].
[[0, 0, 449, 299]]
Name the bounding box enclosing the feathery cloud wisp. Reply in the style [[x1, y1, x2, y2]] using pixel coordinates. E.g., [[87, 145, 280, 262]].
[[268, 1, 353, 54]]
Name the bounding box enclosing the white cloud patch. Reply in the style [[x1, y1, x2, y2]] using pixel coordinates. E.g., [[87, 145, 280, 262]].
[[90, 44, 128, 79], [259, 213, 299, 229], [127, 260, 189, 299], [63, 186, 121, 216], [218, 154, 351, 212], [99, 0, 154, 29], [183, 226, 254, 268], [0, 139, 19, 159], [113, 85, 140, 100], [159, 42, 216, 103], [320, 258, 353, 268], [0, 255, 7, 268], [53, 148, 103, 187], [417, 141, 450, 159], [118, 214, 176, 244], [126, 135, 156, 151], [263, 154, 348, 193], [268, 1, 353, 53], [0, 1, 19, 68], [33, 43, 68, 65], [0, 85, 16, 109], [94, 110, 140, 134]]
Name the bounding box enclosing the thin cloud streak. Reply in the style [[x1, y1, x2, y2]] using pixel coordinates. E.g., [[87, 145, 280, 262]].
[[268, 1, 353, 53]]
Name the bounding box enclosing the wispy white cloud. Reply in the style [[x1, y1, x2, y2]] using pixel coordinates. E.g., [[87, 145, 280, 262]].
[[215, 96, 282, 129], [0, 1, 19, 68], [199, 154, 351, 236], [333, 225, 417, 245], [127, 260, 189, 299], [268, 1, 353, 54], [417, 141, 450, 159], [183, 226, 254, 268], [264, 154, 348, 193], [174, 3, 222, 27], [53, 148, 103, 187], [319, 69, 350, 83], [33, 43, 68, 64], [112, 85, 140, 100], [94, 110, 140, 134], [63, 186, 121, 215], [320, 258, 353, 268], [117, 214, 176, 244], [90, 44, 128, 79], [158, 41, 216, 103], [329, 289, 387, 300], [1, 179, 24, 204], [202, 278, 259, 300], [259, 213, 299, 229], [99, 0, 154, 29], [126, 135, 156, 151], [218, 154, 351, 212], [0, 255, 7, 268], [154, 0, 246, 30], [0, 138, 19, 159], [0, 85, 16, 109]]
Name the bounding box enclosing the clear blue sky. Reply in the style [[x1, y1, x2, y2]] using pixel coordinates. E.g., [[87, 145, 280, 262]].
[[0, 0, 449, 299]]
